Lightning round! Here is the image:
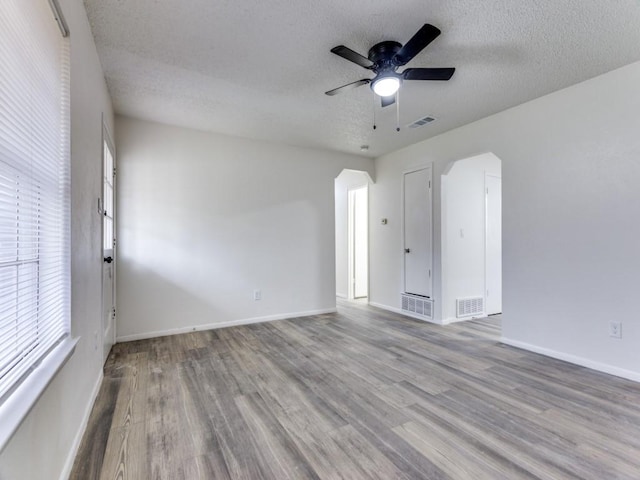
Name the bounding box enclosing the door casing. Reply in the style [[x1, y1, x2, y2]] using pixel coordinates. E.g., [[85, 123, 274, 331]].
[[102, 121, 116, 362], [485, 174, 502, 315], [348, 186, 368, 299], [402, 166, 433, 298]]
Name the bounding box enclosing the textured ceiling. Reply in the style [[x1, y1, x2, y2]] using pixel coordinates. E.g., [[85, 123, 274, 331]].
[[84, 0, 640, 158]]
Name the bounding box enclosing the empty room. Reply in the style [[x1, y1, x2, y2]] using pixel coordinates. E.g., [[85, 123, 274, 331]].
[[1, 0, 639, 479]]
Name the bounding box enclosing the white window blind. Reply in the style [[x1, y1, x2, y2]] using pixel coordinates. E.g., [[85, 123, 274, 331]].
[[0, 0, 70, 402]]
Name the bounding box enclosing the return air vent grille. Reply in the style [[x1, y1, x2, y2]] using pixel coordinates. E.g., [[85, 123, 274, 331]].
[[408, 116, 436, 129], [401, 293, 433, 319], [456, 297, 484, 318]]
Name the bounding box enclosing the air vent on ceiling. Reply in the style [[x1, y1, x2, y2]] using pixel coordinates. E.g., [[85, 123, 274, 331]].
[[401, 293, 433, 320], [456, 297, 484, 318], [408, 115, 436, 129]]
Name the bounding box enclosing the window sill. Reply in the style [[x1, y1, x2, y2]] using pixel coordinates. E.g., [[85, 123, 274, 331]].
[[0, 336, 78, 453]]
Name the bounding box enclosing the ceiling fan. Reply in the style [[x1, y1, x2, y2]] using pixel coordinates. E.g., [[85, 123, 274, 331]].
[[325, 24, 455, 107]]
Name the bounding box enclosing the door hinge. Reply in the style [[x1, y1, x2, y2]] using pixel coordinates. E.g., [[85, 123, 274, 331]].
[[113, 167, 117, 176]]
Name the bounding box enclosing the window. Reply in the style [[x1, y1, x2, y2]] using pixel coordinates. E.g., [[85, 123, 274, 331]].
[[103, 138, 115, 251], [0, 0, 70, 409]]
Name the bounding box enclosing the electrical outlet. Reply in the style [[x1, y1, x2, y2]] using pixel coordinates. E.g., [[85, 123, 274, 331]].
[[253, 289, 261, 301], [609, 321, 622, 339]]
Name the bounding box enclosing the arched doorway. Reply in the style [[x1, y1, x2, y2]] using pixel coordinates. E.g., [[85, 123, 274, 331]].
[[335, 169, 372, 300], [441, 153, 502, 322]]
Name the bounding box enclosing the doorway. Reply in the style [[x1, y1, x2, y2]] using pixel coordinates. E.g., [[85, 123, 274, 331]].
[[102, 124, 116, 362], [335, 169, 371, 301], [348, 186, 368, 299]]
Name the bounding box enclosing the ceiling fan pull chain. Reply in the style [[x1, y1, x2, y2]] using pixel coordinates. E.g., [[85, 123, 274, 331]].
[[396, 90, 400, 132], [372, 93, 377, 130]]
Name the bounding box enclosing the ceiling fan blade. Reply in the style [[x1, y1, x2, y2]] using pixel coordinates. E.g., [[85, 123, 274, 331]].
[[325, 79, 371, 96], [330, 45, 374, 69], [394, 24, 441, 66], [381, 95, 396, 108], [402, 67, 455, 81]]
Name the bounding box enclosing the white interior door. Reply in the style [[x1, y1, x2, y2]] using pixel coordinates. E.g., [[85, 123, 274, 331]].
[[102, 127, 116, 362], [485, 174, 502, 315], [404, 167, 432, 297], [349, 186, 368, 299]]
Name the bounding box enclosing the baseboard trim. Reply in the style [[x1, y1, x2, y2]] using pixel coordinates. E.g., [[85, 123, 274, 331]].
[[59, 368, 104, 480], [336, 293, 348, 299], [442, 315, 487, 325], [368, 301, 403, 315], [369, 302, 443, 325], [442, 316, 466, 325], [500, 337, 640, 383], [116, 308, 338, 343]]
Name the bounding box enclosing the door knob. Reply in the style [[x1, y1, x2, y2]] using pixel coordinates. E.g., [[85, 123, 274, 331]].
[[104, 256, 113, 264], [404, 248, 410, 253]]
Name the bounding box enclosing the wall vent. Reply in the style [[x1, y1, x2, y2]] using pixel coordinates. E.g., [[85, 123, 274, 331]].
[[408, 116, 436, 129], [456, 297, 484, 318], [401, 293, 433, 319]]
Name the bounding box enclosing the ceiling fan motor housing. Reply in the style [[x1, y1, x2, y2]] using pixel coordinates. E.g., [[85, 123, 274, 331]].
[[367, 41, 402, 69], [368, 41, 403, 94]]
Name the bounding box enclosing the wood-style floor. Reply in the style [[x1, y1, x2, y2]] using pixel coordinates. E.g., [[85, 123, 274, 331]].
[[70, 300, 640, 479]]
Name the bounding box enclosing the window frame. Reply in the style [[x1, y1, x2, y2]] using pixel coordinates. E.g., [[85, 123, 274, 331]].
[[0, 0, 76, 452]]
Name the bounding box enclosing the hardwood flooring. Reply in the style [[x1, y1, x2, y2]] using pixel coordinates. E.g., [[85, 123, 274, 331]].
[[70, 300, 640, 479]]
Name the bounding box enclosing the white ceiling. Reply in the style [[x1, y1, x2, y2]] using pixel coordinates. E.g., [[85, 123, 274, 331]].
[[84, 0, 640, 158]]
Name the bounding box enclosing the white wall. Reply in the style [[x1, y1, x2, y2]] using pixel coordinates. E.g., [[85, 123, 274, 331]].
[[115, 117, 374, 340], [371, 61, 640, 380], [441, 153, 501, 322], [335, 170, 371, 298], [0, 0, 114, 478]]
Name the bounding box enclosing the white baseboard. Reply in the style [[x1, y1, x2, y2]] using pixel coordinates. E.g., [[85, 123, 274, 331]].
[[369, 302, 443, 325], [116, 308, 338, 343], [442, 314, 487, 325], [501, 337, 640, 383], [336, 293, 348, 299], [368, 301, 403, 315], [59, 369, 104, 480], [442, 316, 466, 325]]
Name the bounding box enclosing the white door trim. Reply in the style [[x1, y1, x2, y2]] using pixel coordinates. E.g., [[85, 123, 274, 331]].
[[484, 173, 502, 315], [348, 185, 369, 299], [101, 117, 116, 360], [401, 165, 433, 297]]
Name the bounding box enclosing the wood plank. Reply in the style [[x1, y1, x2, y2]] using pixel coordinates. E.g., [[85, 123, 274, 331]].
[[69, 377, 121, 480], [98, 423, 147, 480], [234, 392, 321, 479]]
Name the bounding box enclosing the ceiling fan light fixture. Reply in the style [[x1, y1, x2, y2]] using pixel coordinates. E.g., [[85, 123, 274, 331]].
[[371, 75, 401, 97]]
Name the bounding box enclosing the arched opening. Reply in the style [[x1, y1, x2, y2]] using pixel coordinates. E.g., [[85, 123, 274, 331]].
[[335, 169, 372, 301], [441, 152, 502, 323]]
